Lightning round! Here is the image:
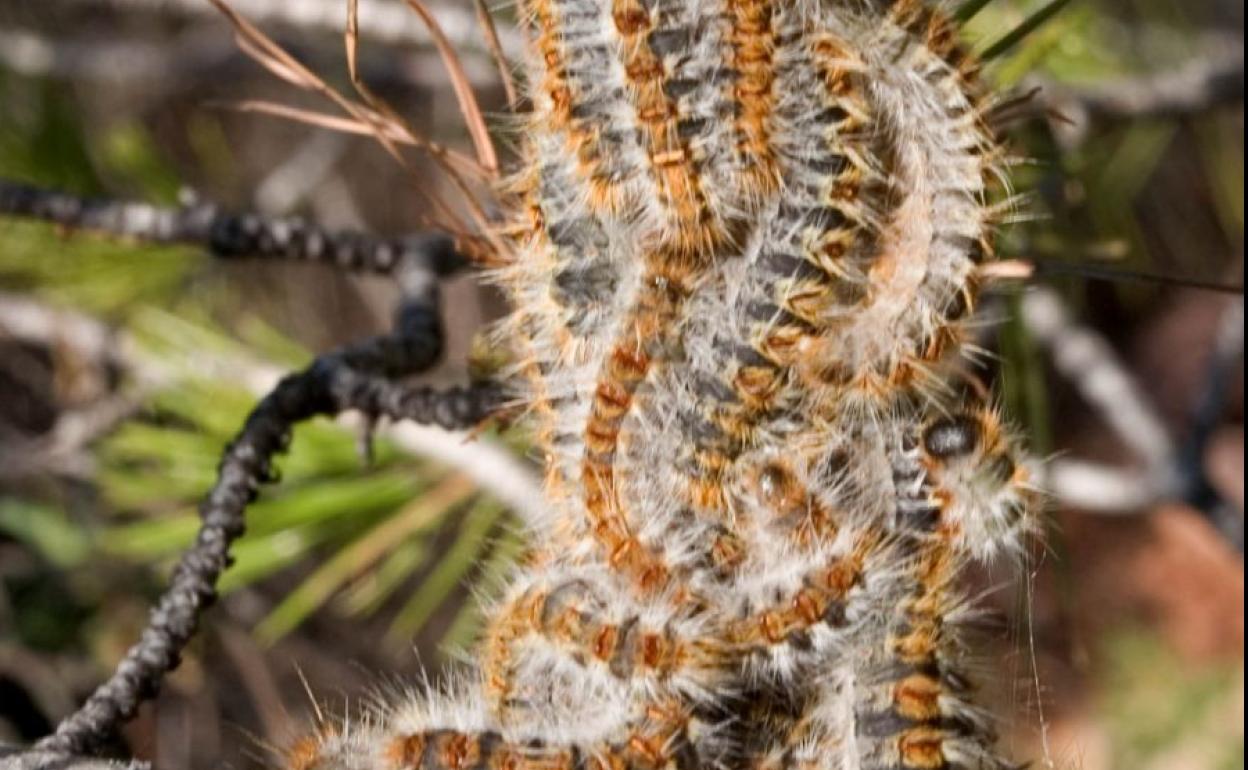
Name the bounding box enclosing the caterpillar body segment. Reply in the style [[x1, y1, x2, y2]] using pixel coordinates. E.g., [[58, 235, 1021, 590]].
[[287, 687, 721, 770], [526, 0, 647, 214], [611, 0, 726, 254], [728, 0, 783, 199], [842, 400, 1032, 770], [668, 19, 883, 515], [288, 1, 1041, 768], [479, 568, 733, 718], [788, 7, 998, 414]]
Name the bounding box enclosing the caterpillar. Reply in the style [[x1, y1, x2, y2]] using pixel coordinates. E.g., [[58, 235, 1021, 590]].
[[282, 1, 1040, 769]]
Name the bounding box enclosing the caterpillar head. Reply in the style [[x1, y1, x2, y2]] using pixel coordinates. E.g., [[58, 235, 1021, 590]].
[[920, 406, 1039, 562]]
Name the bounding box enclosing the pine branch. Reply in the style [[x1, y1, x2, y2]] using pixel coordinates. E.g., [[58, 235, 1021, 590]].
[[24, 247, 497, 758], [0, 289, 538, 522], [1023, 288, 1182, 512], [998, 34, 1246, 146], [0, 747, 148, 770], [0, 177, 462, 276], [1178, 296, 1245, 549], [1059, 38, 1244, 122]]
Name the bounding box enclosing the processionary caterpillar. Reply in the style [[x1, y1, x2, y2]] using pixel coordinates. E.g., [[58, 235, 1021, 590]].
[[284, 2, 1040, 769]]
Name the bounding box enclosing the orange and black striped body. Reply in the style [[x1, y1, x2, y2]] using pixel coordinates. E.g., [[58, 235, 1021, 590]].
[[290, 3, 1039, 768]]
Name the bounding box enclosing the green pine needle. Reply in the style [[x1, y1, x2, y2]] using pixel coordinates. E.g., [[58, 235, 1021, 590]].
[[955, 0, 999, 23], [255, 473, 476, 645], [981, 0, 1076, 61], [385, 497, 505, 647]]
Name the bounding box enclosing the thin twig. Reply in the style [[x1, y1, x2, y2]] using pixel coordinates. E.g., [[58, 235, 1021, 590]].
[[472, 0, 519, 108], [0, 747, 148, 770], [1043, 460, 1168, 513], [0, 394, 145, 481], [27, 239, 495, 755], [340, 0, 497, 244], [1056, 39, 1243, 122], [0, 177, 462, 275], [399, 0, 500, 174], [1177, 296, 1245, 549], [1023, 288, 1175, 471], [0, 27, 235, 89], [216, 101, 486, 178], [255, 132, 351, 214], [205, 0, 483, 241], [1018, 34, 1245, 146], [1022, 287, 1182, 510], [0, 290, 543, 526]]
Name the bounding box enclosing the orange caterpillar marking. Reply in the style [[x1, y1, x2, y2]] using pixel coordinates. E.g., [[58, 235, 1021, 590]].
[[498, 173, 572, 500], [709, 527, 747, 573], [528, 0, 624, 212], [898, 726, 947, 769], [729, 535, 874, 647], [381, 714, 697, 770], [776, 35, 877, 399], [728, 0, 779, 197], [385, 731, 570, 770], [804, 35, 874, 291], [751, 460, 839, 547], [612, 0, 720, 255], [866, 437, 971, 770], [511, 306, 569, 498], [285, 733, 328, 770], [582, 267, 694, 592], [622, 702, 696, 768], [483, 582, 720, 710], [685, 457, 730, 512], [681, 362, 786, 515], [678, 330, 802, 516], [384, 733, 426, 768], [734, 363, 784, 408], [889, 0, 972, 77], [890, 541, 954, 664], [894, 674, 943, 721], [529, 1, 572, 130], [386, 731, 492, 770], [480, 589, 536, 707]]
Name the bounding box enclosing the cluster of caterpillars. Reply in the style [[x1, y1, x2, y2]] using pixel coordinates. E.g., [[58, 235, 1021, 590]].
[[289, 1, 1037, 768]]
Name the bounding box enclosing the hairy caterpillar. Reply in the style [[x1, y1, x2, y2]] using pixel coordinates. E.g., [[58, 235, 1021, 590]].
[[277, 1, 1041, 769]]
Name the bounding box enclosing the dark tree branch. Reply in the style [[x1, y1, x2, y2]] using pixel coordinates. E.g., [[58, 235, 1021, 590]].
[[348, 379, 505, 432], [1059, 40, 1244, 122], [1004, 34, 1246, 147], [988, 35, 1245, 143], [1178, 296, 1245, 550], [0, 177, 462, 276], [0, 746, 149, 770], [19, 242, 498, 759]]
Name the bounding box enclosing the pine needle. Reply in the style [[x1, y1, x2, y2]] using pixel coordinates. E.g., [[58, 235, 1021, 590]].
[[955, 0, 998, 23], [400, 0, 500, 174], [473, 0, 519, 109], [980, 0, 1076, 61]]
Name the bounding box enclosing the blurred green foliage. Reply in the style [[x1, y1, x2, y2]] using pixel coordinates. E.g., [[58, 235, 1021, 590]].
[[1101, 630, 1244, 770], [0, 70, 518, 660]]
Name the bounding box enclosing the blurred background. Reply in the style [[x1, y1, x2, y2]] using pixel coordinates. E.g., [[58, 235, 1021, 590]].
[[0, 1, 1241, 768]]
